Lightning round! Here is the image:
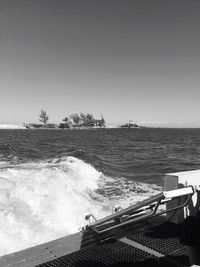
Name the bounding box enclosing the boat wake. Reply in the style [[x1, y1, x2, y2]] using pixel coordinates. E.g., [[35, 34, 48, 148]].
[[0, 156, 162, 256]]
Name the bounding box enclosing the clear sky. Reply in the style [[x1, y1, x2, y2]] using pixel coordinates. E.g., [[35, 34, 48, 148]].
[[1, 0, 200, 127]]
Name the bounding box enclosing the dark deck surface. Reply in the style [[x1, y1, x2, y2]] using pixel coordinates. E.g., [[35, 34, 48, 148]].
[[0, 221, 190, 267], [36, 222, 190, 267]]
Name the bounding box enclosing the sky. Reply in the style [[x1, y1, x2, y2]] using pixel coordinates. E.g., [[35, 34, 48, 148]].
[[1, 0, 200, 127]]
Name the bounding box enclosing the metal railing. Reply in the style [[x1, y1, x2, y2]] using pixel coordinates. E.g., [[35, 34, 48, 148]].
[[81, 186, 199, 235]]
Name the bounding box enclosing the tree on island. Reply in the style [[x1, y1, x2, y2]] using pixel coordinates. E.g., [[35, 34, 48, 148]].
[[39, 109, 49, 124], [69, 113, 81, 125], [86, 113, 95, 127], [62, 112, 106, 128], [99, 114, 106, 128], [80, 113, 95, 127], [62, 116, 71, 127], [63, 116, 70, 123]]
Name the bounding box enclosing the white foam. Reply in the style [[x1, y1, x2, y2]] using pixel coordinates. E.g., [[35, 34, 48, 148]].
[[0, 156, 162, 256], [0, 124, 25, 129]]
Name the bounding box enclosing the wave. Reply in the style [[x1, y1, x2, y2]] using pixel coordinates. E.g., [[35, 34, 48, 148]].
[[0, 156, 162, 256]]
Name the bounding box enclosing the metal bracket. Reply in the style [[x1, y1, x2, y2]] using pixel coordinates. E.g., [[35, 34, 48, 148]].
[[83, 186, 195, 235]]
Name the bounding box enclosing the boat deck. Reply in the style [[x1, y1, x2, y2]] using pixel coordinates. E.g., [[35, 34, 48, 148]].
[[0, 221, 190, 267]]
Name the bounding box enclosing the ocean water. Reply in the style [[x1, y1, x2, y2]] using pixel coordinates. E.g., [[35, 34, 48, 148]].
[[0, 128, 200, 255]]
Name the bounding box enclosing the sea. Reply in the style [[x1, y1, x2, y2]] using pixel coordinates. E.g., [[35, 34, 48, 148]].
[[0, 127, 200, 256]]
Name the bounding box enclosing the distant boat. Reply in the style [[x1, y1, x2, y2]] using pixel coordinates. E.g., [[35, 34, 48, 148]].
[[120, 120, 140, 128]]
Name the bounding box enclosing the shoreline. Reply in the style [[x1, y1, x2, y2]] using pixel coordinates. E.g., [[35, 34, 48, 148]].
[[0, 124, 200, 130]]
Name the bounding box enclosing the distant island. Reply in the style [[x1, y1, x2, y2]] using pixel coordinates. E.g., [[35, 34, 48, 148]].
[[0, 110, 143, 130], [24, 110, 106, 129]]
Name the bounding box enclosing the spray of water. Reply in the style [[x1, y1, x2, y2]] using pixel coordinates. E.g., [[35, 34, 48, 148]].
[[0, 156, 161, 256]]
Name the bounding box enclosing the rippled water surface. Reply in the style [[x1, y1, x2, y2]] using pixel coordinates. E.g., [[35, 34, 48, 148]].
[[1, 128, 200, 184]]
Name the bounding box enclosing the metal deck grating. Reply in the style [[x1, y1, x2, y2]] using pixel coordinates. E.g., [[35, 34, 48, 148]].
[[36, 237, 188, 267], [127, 221, 190, 266], [36, 239, 159, 267]]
